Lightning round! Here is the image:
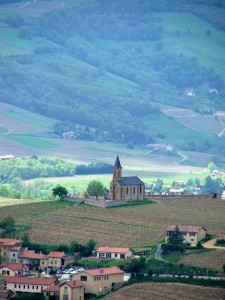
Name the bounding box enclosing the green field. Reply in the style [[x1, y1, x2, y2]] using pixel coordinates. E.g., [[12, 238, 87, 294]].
[[6, 134, 59, 149], [25, 170, 211, 194]]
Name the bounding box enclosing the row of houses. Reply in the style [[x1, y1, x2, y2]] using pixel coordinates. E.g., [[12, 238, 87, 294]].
[[0, 238, 73, 270]]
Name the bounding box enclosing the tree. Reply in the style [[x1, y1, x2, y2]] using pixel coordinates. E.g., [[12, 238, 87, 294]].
[[169, 225, 184, 245], [87, 180, 104, 199], [0, 216, 15, 232], [52, 185, 68, 200], [208, 161, 216, 173]]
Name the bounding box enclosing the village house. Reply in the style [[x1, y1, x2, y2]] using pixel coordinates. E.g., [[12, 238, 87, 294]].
[[4, 276, 57, 297], [47, 251, 74, 269], [110, 156, 145, 201], [0, 239, 23, 262], [72, 267, 124, 294], [18, 250, 48, 269], [44, 280, 84, 300], [0, 263, 29, 277], [166, 225, 207, 245], [146, 143, 173, 153], [96, 247, 132, 259]]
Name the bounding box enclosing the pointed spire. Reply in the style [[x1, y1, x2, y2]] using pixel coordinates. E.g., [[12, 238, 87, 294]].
[[114, 155, 122, 169]]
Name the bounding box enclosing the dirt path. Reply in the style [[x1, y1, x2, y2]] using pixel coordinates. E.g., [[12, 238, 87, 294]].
[[203, 238, 225, 250]]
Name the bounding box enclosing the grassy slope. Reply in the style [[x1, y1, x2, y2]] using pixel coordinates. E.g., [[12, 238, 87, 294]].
[[0, 5, 224, 163]]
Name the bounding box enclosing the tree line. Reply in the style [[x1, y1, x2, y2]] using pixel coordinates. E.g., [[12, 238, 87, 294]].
[[0, 157, 112, 183]]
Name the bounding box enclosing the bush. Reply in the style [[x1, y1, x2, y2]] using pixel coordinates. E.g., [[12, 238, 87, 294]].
[[161, 243, 185, 254]]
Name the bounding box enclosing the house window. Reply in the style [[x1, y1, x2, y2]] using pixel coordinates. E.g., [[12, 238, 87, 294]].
[[120, 188, 122, 198], [13, 254, 15, 257], [115, 254, 117, 257], [120, 254, 125, 259], [36, 286, 38, 290], [190, 232, 196, 236], [32, 286, 34, 289], [19, 285, 21, 288], [126, 187, 128, 195], [81, 276, 87, 281], [63, 296, 68, 300], [15, 284, 17, 288], [23, 285, 25, 289], [27, 285, 29, 289], [133, 187, 135, 194], [183, 233, 186, 236]]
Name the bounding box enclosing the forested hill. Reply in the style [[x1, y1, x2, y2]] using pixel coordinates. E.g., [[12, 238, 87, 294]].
[[0, 0, 225, 156]]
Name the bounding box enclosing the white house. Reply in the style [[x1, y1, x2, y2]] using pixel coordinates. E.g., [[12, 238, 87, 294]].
[[96, 247, 132, 259]]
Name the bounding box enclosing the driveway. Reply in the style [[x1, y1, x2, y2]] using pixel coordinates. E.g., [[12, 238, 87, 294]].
[[203, 238, 225, 250]]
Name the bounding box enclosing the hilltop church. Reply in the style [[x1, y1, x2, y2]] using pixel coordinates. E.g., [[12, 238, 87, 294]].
[[110, 156, 145, 201]]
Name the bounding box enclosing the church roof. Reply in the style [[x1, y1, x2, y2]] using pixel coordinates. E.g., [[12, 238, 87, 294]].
[[114, 155, 122, 169], [118, 176, 144, 186]]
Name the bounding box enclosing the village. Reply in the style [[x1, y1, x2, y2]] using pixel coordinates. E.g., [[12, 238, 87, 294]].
[[0, 156, 224, 300]]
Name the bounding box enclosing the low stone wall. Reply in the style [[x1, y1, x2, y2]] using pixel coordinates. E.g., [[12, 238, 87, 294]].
[[84, 199, 128, 208], [62, 196, 84, 205]]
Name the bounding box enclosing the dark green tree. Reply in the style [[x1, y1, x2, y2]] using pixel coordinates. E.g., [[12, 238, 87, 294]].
[[52, 185, 68, 200], [0, 216, 15, 232], [87, 180, 104, 199], [169, 225, 184, 245]]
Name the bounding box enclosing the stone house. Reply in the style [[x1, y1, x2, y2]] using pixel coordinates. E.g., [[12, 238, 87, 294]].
[[0, 239, 22, 263], [110, 156, 145, 201], [166, 225, 207, 245], [72, 267, 124, 294], [44, 280, 84, 300], [47, 252, 74, 269], [96, 247, 132, 259]]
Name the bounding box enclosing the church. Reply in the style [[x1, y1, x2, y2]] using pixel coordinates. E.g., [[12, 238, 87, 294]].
[[109, 156, 145, 201]]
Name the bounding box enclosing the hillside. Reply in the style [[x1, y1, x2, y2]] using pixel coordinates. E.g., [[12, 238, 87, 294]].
[[0, 0, 225, 158], [103, 282, 225, 300]]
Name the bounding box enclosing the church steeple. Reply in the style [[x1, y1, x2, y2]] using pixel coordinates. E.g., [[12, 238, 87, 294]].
[[114, 155, 122, 169], [113, 155, 122, 179]]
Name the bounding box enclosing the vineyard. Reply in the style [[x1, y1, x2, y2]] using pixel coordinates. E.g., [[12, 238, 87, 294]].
[[104, 283, 225, 300], [0, 196, 224, 252], [178, 250, 225, 272]]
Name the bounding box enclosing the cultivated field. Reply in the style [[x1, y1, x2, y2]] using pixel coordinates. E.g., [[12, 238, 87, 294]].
[[161, 105, 224, 136], [178, 249, 225, 272], [0, 197, 39, 207], [103, 282, 225, 300], [0, 196, 224, 254]]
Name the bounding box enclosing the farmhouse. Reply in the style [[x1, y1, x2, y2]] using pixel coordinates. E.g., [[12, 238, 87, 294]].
[[166, 225, 207, 245], [110, 156, 145, 201], [0, 239, 22, 262], [0, 263, 29, 277], [72, 267, 124, 294], [96, 247, 132, 259]]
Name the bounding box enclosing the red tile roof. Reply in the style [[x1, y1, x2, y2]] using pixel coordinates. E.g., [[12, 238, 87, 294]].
[[18, 250, 48, 260], [84, 267, 124, 277], [5, 276, 56, 286], [10, 246, 21, 251], [43, 285, 60, 293], [61, 280, 84, 289], [97, 247, 131, 254], [0, 239, 22, 247], [0, 263, 29, 271], [48, 252, 65, 258], [167, 225, 207, 233]]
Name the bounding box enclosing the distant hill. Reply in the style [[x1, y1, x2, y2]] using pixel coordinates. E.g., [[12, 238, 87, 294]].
[[0, 0, 225, 158]]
